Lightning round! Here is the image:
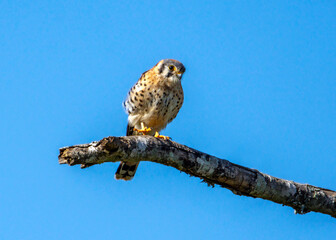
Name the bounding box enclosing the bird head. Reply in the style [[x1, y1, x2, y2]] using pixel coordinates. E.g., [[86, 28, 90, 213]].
[[156, 59, 186, 83]]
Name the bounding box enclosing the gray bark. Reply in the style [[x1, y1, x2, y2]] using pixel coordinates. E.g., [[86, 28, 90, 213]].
[[58, 136, 336, 218]]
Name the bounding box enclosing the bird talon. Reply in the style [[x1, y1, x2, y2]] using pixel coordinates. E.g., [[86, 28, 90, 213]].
[[134, 126, 152, 135], [154, 131, 171, 140]]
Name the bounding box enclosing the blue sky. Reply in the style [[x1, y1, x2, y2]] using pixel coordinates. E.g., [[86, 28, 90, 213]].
[[1, 0, 336, 239]]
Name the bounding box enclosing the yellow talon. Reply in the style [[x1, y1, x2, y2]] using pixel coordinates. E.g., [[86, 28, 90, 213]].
[[134, 126, 152, 135], [134, 122, 152, 135], [154, 131, 171, 140]]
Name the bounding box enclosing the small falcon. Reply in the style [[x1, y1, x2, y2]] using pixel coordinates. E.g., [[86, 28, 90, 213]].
[[115, 59, 186, 180]]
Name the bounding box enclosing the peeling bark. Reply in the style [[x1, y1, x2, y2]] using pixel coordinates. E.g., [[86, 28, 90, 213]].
[[58, 136, 336, 218]]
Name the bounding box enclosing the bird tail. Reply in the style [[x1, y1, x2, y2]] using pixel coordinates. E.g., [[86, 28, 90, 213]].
[[125, 123, 134, 136], [114, 124, 140, 181], [115, 161, 139, 181]]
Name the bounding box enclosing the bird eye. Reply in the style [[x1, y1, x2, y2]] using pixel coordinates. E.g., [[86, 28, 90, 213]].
[[169, 65, 175, 71]]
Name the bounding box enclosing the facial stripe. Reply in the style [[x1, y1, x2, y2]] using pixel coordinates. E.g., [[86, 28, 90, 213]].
[[166, 71, 173, 78]]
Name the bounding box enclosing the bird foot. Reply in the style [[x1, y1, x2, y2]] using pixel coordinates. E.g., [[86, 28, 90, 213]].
[[154, 131, 171, 140], [134, 126, 152, 135]]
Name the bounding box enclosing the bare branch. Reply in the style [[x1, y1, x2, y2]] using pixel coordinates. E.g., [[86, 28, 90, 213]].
[[59, 136, 336, 218]]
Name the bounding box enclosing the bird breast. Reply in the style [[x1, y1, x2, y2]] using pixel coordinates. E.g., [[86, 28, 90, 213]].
[[129, 83, 184, 133]]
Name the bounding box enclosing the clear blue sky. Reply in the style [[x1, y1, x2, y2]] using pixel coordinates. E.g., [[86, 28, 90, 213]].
[[1, 1, 336, 239]]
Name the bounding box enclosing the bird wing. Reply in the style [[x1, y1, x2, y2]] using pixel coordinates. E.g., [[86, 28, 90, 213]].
[[123, 71, 152, 115]]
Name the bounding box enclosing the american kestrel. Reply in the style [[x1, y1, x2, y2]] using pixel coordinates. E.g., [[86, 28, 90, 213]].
[[115, 59, 186, 180]]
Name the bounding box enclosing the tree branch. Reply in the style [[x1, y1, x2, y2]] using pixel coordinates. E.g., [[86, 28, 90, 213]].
[[58, 136, 336, 218]]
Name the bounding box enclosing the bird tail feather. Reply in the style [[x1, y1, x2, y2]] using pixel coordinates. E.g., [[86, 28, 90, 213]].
[[115, 161, 139, 181], [114, 123, 139, 181]]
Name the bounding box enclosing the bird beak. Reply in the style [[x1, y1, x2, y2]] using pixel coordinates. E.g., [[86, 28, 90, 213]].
[[176, 67, 185, 77]]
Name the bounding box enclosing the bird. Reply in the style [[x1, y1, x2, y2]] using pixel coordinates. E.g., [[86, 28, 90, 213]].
[[115, 59, 186, 180]]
